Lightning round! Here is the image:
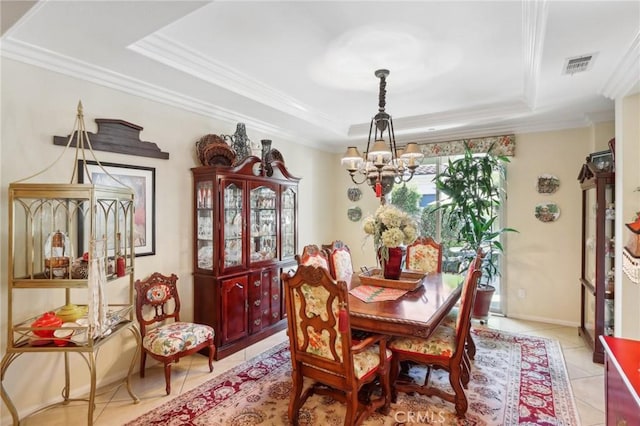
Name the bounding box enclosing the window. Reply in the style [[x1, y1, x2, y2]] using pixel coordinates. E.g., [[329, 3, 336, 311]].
[[392, 154, 506, 315]]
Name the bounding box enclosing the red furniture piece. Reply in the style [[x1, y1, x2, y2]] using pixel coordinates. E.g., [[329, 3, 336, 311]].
[[600, 335, 640, 426]]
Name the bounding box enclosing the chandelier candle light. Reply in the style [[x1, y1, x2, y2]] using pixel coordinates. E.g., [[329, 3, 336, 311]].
[[342, 69, 424, 202]]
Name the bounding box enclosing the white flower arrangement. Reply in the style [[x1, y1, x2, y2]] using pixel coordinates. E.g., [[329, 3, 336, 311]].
[[363, 204, 418, 259]]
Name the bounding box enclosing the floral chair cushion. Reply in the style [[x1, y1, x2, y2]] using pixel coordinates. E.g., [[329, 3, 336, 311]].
[[407, 244, 440, 273], [143, 322, 214, 357], [331, 250, 354, 283], [353, 345, 392, 380], [389, 324, 457, 358]]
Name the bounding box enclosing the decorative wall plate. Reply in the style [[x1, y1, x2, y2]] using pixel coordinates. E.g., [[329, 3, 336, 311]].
[[347, 187, 362, 202], [537, 174, 560, 194], [535, 202, 560, 223], [347, 206, 362, 222]]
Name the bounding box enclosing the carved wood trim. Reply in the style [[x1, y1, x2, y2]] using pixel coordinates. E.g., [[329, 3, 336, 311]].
[[53, 118, 169, 159]]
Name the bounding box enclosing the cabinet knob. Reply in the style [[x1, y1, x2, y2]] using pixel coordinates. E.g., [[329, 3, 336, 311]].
[[235, 282, 244, 289], [254, 319, 261, 326], [254, 280, 261, 287]]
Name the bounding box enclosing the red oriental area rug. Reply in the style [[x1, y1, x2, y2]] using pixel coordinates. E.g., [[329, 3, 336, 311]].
[[126, 328, 580, 425]]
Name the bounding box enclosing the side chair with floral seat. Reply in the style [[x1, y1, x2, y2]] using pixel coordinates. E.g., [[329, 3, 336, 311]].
[[295, 244, 329, 270], [322, 240, 355, 283], [406, 237, 477, 361], [282, 265, 391, 426], [388, 254, 482, 418], [134, 272, 215, 395], [405, 236, 442, 273]]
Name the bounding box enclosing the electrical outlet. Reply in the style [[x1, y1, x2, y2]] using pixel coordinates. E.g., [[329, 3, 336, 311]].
[[518, 288, 526, 299]]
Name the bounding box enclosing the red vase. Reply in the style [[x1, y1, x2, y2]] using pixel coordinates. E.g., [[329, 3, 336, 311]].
[[378, 247, 404, 280]]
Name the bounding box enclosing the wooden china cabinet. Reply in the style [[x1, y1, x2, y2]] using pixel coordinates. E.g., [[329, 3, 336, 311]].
[[578, 157, 615, 364], [192, 156, 299, 359]]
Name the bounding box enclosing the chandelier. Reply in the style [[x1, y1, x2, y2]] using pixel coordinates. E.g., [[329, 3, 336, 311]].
[[341, 69, 424, 199]]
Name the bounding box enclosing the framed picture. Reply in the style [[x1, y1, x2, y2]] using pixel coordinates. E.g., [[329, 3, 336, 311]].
[[79, 161, 156, 257], [588, 150, 613, 172]]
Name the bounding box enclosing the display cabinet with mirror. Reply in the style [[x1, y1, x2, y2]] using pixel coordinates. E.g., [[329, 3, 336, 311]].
[[192, 155, 299, 359], [578, 154, 615, 364]]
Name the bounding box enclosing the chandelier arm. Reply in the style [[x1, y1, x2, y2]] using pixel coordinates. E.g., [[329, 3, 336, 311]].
[[349, 171, 370, 185]]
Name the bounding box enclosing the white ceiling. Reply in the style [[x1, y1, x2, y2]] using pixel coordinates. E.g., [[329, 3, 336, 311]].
[[2, 1, 639, 152]]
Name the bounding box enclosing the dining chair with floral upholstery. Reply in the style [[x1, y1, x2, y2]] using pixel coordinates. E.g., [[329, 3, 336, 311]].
[[295, 244, 329, 270], [282, 265, 391, 425], [406, 237, 477, 361], [323, 240, 355, 283], [405, 236, 442, 273], [135, 272, 215, 395], [388, 254, 482, 418]]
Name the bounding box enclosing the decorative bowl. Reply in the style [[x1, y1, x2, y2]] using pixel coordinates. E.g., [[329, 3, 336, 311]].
[[56, 304, 87, 322], [53, 323, 75, 346], [31, 311, 63, 338]]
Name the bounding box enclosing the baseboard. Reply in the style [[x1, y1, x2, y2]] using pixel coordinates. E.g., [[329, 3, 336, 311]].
[[495, 313, 580, 328]]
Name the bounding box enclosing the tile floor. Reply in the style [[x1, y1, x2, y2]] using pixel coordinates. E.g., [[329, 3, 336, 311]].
[[13, 317, 604, 425]]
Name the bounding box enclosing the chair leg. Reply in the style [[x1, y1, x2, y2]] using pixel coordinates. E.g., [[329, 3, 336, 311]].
[[389, 355, 401, 403], [449, 365, 468, 418], [164, 362, 172, 395], [139, 351, 147, 378], [343, 390, 358, 426], [461, 353, 470, 388], [289, 367, 303, 426], [379, 359, 391, 415], [208, 342, 215, 372]]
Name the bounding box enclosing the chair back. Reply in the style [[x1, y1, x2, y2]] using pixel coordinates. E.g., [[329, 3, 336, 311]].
[[323, 240, 354, 283], [295, 244, 329, 270], [454, 254, 483, 337], [282, 265, 354, 377], [406, 236, 442, 273], [135, 272, 181, 338]]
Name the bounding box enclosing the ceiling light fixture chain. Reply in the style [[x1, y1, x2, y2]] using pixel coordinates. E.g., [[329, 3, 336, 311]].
[[341, 69, 424, 203]]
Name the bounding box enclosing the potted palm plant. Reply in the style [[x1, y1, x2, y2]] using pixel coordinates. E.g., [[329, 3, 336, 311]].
[[432, 143, 516, 320]]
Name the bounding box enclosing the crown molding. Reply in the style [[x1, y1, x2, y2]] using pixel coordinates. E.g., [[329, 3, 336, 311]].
[[601, 32, 640, 99], [0, 37, 314, 145]]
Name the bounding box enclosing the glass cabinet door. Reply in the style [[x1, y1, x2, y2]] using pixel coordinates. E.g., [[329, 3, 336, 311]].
[[249, 185, 277, 264], [196, 179, 214, 270], [281, 186, 297, 260], [222, 180, 245, 270]]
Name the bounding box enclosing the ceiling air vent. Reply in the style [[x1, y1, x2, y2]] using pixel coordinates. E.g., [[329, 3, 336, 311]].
[[562, 53, 597, 75]]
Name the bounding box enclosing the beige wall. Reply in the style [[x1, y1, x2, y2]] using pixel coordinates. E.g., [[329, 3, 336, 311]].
[[505, 127, 599, 324], [0, 59, 334, 422]]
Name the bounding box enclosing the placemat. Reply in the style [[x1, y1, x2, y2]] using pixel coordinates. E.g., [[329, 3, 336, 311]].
[[349, 285, 408, 303]]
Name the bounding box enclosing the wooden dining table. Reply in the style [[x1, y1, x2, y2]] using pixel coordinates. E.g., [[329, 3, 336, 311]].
[[347, 272, 464, 339]]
